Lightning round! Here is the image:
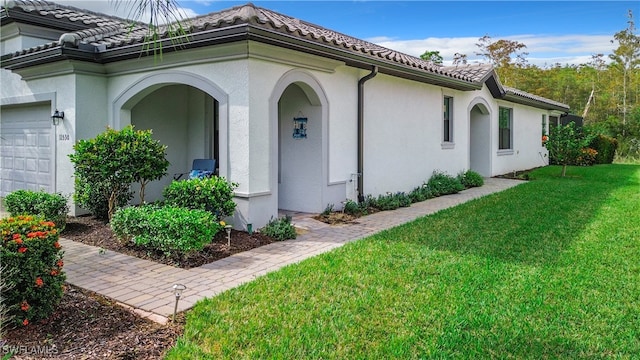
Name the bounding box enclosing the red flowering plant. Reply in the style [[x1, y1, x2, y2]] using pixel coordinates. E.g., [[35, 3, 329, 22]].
[[0, 215, 65, 327]]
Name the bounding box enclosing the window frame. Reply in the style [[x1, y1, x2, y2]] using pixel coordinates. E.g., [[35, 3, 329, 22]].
[[442, 95, 454, 149], [498, 106, 513, 152]]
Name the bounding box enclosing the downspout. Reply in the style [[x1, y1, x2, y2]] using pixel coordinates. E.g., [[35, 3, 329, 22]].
[[357, 66, 378, 202]]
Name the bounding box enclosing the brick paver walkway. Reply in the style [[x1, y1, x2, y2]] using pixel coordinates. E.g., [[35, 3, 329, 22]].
[[53, 178, 521, 323]]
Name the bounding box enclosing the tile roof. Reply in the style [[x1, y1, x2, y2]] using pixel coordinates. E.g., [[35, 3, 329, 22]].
[[1, 1, 569, 111], [440, 64, 496, 83], [504, 86, 569, 110]]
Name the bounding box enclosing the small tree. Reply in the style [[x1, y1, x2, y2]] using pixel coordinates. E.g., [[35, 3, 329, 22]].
[[69, 125, 169, 220], [126, 129, 170, 203], [544, 122, 593, 177]]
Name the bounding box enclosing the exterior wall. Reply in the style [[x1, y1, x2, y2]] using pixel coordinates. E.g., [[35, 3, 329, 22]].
[[491, 100, 549, 176], [1, 65, 78, 213], [0, 23, 61, 55], [363, 73, 469, 195], [1, 36, 559, 228]]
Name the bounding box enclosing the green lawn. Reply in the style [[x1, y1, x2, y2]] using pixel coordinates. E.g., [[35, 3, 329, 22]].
[[167, 165, 640, 359]]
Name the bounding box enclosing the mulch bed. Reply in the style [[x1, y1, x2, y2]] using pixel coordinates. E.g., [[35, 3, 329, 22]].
[[2, 215, 278, 359], [2, 285, 184, 359], [62, 214, 275, 269]]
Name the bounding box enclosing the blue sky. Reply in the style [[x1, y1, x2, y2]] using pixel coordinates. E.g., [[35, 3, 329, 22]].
[[58, 1, 638, 66]]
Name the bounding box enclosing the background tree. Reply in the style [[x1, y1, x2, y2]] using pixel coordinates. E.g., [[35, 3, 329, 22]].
[[420, 50, 444, 65], [608, 10, 640, 132], [475, 35, 528, 85], [452, 52, 468, 66]]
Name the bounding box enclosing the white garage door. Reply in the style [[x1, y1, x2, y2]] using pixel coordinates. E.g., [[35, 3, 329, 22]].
[[1, 103, 54, 197]]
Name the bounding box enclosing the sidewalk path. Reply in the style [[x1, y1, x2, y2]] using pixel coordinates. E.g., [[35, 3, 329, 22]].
[[59, 178, 522, 323]]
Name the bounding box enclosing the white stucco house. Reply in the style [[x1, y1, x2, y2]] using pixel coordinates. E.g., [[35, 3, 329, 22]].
[[1, 1, 569, 229]]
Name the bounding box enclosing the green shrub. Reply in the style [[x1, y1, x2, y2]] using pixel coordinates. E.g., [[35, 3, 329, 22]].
[[574, 147, 598, 166], [260, 216, 297, 241], [427, 171, 464, 196], [322, 204, 334, 216], [69, 125, 169, 220], [395, 192, 412, 208], [1, 262, 15, 337], [374, 193, 401, 211], [0, 215, 65, 327], [4, 190, 69, 231], [163, 177, 237, 220], [111, 205, 220, 255], [361, 194, 378, 210], [74, 176, 132, 220], [588, 134, 618, 164], [373, 192, 411, 211], [409, 184, 434, 203], [343, 200, 361, 216], [457, 170, 484, 188]]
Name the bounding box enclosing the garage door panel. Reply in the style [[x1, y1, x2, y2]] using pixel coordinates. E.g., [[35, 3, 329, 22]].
[[0, 103, 53, 197], [39, 133, 51, 147]]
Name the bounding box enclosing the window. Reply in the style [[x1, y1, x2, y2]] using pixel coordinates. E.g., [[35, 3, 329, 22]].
[[498, 107, 512, 150], [443, 96, 453, 142]]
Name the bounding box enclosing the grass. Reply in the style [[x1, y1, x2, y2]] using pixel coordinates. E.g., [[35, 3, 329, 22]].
[[166, 164, 640, 359]]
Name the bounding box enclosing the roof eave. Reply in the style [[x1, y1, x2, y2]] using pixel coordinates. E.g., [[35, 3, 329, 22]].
[[2, 47, 63, 70], [502, 93, 569, 112], [4, 23, 480, 91], [245, 26, 480, 91]]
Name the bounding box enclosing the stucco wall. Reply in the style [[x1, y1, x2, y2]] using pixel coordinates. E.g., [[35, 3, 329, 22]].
[[1, 67, 78, 213], [2, 38, 557, 228], [491, 101, 549, 176], [362, 73, 470, 196]]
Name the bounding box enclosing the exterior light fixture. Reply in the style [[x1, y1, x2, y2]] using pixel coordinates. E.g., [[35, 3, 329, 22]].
[[172, 283, 187, 322], [225, 224, 233, 247], [51, 110, 64, 125]]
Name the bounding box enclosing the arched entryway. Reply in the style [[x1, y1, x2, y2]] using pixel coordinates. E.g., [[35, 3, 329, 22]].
[[112, 71, 228, 203], [469, 98, 492, 177], [271, 70, 328, 213]]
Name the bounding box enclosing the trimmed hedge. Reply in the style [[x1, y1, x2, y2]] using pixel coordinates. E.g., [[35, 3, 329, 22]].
[[111, 205, 221, 255], [163, 177, 237, 220], [4, 190, 69, 231]]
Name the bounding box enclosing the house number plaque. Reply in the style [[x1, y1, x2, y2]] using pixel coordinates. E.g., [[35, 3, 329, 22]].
[[293, 117, 307, 139]]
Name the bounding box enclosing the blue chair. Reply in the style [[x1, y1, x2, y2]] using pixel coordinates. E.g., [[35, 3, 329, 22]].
[[174, 159, 216, 180]]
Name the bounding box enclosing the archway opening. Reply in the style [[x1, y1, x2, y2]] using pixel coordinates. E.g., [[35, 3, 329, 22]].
[[469, 102, 491, 177], [277, 82, 323, 213], [126, 84, 219, 203]]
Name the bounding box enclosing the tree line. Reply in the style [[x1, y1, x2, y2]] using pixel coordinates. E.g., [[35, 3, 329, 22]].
[[422, 10, 639, 159]]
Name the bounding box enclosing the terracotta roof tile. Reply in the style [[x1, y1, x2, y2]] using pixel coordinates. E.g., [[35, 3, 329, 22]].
[[504, 86, 568, 109], [2, 1, 569, 110]]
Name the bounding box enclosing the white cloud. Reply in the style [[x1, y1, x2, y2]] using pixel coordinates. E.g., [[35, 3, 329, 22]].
[[55, 1, 199, 24], [368, 34, 616, 67], [50, 2, 617, 67]]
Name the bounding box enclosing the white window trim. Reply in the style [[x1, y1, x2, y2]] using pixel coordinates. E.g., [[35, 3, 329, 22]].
[[498, 106, 513, 151], [442, 95, 454, 149]]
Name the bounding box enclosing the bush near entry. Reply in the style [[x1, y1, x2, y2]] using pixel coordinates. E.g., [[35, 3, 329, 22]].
[[4, 190, 69, 231], [0, 215, 65, 327]]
